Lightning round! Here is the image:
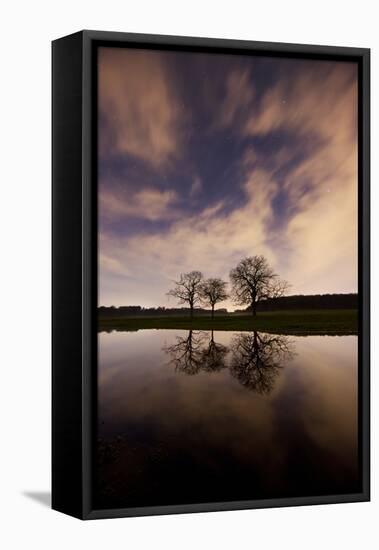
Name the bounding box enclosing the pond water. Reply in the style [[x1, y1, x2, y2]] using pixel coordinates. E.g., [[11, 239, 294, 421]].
[[96, 329, 359, 509]]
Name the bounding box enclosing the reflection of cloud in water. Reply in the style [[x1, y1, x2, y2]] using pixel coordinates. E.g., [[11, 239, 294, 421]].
[[280, 336, 358, 469], [97, 329, 359, 508]]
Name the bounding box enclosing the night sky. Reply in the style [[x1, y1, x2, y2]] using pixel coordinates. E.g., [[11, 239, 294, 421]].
[[98, 47, 358, 310]]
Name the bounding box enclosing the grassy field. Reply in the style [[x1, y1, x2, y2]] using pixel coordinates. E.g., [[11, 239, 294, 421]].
[[98, 309, 358, 335]]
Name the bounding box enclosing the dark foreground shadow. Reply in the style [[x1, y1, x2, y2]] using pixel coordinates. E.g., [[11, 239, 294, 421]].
[[22, 491, 51, 508]]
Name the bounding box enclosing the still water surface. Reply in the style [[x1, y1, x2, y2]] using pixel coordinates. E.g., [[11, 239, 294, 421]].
[[96, 329, 359, 509]]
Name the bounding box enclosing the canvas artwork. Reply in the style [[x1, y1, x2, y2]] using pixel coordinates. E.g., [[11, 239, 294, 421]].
[[96, 46, 360, 510]]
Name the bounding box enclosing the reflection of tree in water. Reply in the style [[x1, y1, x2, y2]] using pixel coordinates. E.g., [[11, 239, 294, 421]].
[[164, 330, 294, 393], [164, 330, 207, 375], [230, 332, 294, 394], [164, 330, 229, 375], [201, 330, 229, 372]]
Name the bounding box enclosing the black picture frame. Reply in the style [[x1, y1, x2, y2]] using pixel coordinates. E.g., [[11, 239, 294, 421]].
[[52, 30, 370, 520]]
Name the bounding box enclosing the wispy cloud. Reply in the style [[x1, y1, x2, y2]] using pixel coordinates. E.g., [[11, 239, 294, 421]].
[[244, 62, 358, 294], [217, 69, 255, 129], [99, 167, 279, 308], [189, 176, 202, 198], [99, 48, 184, 170], [98, 54, 358, 309], [100, 186, 179, 223]]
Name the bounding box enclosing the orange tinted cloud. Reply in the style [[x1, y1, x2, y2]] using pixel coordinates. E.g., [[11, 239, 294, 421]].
[[217, 69, 255, 129], [99, 47, 183, 169], [99, 167, 281, 309], [230, 61, 358, 295], [98, 55, 358, 308], [245, 63, 358, 294], [100, 186, 179, 222]]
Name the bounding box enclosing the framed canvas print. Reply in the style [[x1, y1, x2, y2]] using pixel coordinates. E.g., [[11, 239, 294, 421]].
[[52, 30, 370, 520]]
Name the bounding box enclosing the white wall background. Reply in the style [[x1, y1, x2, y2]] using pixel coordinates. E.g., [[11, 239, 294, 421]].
[[0, 1, 377, 548]]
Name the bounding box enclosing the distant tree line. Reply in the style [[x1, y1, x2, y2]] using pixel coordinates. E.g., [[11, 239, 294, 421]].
[[98, 293, 357, 318], [98, 305, 228, 318], [235, 293, 358, 312]]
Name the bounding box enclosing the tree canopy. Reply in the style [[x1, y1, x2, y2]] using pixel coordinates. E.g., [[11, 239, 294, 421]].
[[230, 255, 289, 316], [167, 271, 204, 318], [200, 278, 229, 318]]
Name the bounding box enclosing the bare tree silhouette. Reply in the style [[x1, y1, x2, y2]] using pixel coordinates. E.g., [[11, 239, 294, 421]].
[[200, 278, 229, 319], [167, 271, 204, 319], [230, 256, 289, 316], [229, 331, 294, 394]]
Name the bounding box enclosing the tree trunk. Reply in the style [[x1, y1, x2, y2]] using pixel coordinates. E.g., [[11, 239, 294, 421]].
[[252, 302, 257, 316], [211, 305, 214, 319], [190, 304, 193, 319], [253, 331, 258, 349]]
